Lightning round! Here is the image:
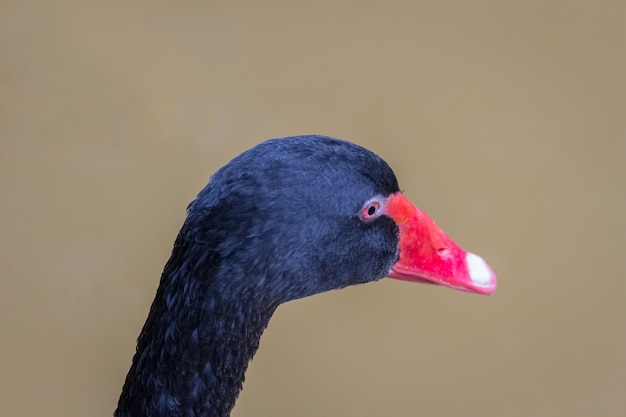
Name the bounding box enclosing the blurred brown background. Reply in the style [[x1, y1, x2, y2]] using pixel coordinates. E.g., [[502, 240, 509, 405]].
[[1, 1, 625, 416]]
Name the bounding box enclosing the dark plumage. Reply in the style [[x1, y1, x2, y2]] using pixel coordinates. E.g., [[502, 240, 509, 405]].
[[115, 135, 496, 417]]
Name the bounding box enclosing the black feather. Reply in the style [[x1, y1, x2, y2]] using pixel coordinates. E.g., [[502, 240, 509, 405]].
[[115, 135, 401, 417]]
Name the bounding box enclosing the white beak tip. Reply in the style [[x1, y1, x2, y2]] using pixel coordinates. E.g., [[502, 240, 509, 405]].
[[466, 252, 497, 294]]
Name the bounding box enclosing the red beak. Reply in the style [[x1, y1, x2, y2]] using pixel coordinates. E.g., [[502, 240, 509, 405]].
[[385, 192, 497, 295]]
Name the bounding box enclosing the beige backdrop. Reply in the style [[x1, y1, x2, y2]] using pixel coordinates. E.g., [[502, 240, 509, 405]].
[[1, 1, 625, 416]]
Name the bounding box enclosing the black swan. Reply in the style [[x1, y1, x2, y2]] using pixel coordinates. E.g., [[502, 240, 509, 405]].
[[115, 135, 496, 417]]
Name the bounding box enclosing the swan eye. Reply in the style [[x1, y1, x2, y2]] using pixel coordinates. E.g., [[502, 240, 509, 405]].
[[360, 200, 381, 222]]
